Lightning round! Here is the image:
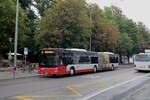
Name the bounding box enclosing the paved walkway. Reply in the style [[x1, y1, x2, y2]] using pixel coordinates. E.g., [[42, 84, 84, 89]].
[[119, 64, 133, 68], [0, 64, 132, 80], [0, 68, 38, 80]]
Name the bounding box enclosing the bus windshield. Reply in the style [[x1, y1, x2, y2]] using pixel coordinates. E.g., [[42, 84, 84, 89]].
[[40, 54, 58, 67], [135, 55, 150, 62]]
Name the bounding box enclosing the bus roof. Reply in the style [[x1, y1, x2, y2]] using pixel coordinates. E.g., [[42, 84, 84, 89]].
[[41, 48, 87, 52], [137, 53, 150, 55], [41, 48, 59, 50], [98, 52, 114, 54], [65, 48, 87, 52]]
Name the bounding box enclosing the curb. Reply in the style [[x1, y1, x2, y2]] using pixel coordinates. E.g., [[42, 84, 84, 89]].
[[0, 68, 8, 72]]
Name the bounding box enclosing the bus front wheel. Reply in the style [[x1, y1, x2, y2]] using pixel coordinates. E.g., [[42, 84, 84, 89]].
[[70, 68, 75, 76]]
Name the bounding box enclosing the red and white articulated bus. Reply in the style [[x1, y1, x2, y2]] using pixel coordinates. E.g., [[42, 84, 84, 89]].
[[98, 52, 119, 70], [38, 48, 119, 76]]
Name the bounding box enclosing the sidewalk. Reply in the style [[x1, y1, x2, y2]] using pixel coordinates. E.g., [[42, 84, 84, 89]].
[[0, 68, 39, 80], [119, 64, 133, 68], [0, 67, 7, 72]]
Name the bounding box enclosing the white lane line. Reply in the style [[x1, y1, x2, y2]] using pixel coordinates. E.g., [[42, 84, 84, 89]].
[[79, 73, 150, 100]]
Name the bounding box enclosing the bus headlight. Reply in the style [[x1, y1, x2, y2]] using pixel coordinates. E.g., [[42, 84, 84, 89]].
[[54, 68, 58, 73]]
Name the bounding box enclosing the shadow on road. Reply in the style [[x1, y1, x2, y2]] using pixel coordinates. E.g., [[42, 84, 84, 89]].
[[135, 70, 150, 73], [38, 69, 117, 79]]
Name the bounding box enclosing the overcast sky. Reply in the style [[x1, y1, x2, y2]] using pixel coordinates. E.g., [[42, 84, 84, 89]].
[[86, 0, 150, 29]]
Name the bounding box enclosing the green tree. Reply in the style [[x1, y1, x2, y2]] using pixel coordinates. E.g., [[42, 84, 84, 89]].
[[89, 4, 120, 52], [0, 0, 30, 60], [19, 0, 32, 9], [137, 22, 150, 42], [103, 7, 117, 27], [111, 6, 141, 55], [118, 33, 133, 63], [92, 21, 120, 52], [128, 20, 140, 54], [18, 0, 39, 51], [34, 0, 56, 16], [87, 4, 102, 51], [35, 0, 91, 49]]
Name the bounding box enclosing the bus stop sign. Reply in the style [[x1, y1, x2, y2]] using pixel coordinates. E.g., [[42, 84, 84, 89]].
[[24, 47, 28, 55]]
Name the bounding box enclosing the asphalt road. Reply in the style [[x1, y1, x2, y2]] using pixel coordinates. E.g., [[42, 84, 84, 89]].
[[0, 66, 150, 100]]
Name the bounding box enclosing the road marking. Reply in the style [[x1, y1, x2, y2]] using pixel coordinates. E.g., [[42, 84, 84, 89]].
[[16, 96, 32, 100], [66, 85, 82, 96], [79, 73, 150, 100], [15, 95, 75, 99], [32, 95, 75, 97]]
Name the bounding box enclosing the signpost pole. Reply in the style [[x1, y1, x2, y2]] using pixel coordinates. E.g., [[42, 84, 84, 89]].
[[24, 47, 28, 66], [25, 55, 27, 66]]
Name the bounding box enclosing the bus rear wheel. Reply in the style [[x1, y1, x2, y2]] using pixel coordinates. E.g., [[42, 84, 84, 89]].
[[70, 68, 75, 76], [93, 66, 97, 73], [111, 65, 115, 71]]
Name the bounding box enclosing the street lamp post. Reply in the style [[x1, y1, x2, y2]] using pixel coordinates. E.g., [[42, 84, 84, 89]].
[[89, 6, 92, 51], [13, 0, 19, 78]]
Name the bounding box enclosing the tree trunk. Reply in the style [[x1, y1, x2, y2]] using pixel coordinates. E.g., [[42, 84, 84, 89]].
[[0, 51, 3, 66], [127, 55, 130, 64], [119, 54, 122, 63]]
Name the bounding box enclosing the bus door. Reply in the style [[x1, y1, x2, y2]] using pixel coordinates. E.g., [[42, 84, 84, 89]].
[[59, 52, 74, 74], [98, 56, 103, 70], [90, 56, 99, 70]]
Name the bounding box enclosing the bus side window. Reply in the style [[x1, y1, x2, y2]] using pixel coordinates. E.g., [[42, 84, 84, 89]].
[[110, 57, 112, 63], [116, 57, 119, 63], [91, 57, 98, 64], [60, 53, 73, 66], [79, 56, 90, 64]]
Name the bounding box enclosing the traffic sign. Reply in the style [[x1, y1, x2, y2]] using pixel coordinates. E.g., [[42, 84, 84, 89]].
[[24, 47, 28, 55]]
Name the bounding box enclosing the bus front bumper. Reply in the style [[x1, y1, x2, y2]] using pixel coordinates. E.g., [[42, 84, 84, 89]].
[[38, 67, 58, 75]]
